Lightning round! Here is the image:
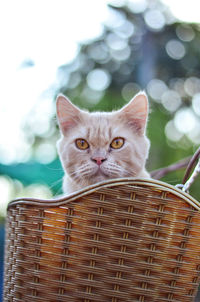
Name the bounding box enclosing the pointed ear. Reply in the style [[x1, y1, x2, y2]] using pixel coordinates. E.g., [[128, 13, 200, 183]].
[[56, 94, 81, 135], [119, 92, 149, 134]]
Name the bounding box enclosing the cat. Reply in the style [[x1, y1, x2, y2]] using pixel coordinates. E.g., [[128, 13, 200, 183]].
[[56, 92, 150, 194]]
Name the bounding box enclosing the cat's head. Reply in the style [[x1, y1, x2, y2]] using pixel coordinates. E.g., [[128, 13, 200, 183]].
[[56, 92, 150, 192]]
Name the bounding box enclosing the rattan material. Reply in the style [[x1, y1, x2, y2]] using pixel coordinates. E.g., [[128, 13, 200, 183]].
[[3, 178, 200, 302]]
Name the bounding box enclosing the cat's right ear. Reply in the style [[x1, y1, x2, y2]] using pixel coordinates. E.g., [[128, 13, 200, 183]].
[[56, 94, 80, 135]]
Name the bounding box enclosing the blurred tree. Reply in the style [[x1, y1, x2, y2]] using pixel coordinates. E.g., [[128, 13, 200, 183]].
[[1, 0, 200, 206]]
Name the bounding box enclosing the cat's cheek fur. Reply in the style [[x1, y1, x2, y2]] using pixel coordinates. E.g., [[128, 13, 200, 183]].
[[58, 138, 83, 174]]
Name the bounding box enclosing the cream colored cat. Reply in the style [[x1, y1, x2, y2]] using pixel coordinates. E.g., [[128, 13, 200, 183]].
[[56, 92, 150, 194]]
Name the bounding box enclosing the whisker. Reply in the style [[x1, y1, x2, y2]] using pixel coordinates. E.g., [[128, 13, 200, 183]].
[[49, 178, 63, 190], [53, 186, 63, 197], [105, 162, 136, 178], [46, 166, 64, 171], [68, 164, 91, 178]]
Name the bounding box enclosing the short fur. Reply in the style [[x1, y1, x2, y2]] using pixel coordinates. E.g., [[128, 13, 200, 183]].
[[56, 92, 150, 194]]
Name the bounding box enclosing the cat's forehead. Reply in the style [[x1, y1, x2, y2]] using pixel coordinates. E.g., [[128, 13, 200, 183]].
[[79, 112, 120, 145]]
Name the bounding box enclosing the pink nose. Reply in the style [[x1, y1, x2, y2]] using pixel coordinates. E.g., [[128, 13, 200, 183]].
[[91, 157, 106, 165]]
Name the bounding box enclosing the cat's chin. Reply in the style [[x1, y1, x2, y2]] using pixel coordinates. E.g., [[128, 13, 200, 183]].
[[92, 168, 110, 181]]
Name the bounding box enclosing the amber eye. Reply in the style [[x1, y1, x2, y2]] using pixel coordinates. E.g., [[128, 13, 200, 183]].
[[75, 139, 89, 150], [110, 137, 124, 149]]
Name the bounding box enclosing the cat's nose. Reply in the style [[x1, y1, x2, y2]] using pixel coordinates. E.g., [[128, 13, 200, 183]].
[[91, 157, 107, 166]]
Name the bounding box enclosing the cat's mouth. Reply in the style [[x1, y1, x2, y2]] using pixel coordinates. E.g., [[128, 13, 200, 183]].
[[92, 166, 111, 179]]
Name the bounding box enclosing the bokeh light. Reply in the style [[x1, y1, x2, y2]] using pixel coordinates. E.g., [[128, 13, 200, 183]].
[[127, 0, 147, 14], [161, 90, 181, 112], [174, 108, 197, 134], [0, 176, 52, 217], [114, 20, 135, 39], [121, 82, 141, 101], [35, 143, 57, 164], [81, 86, 104, 106], [192, 93, 200, 116], [169, 78, 186, 98], [176, 24, 195, 42], [144, 9, 165, 31], [165, 39, 186, 60], [111, 46, 131, 61], [187, 125, 200, 144], [104, 6, 125, 29], [0, 177, 14, 217], [184, 77, 200, 96], [87, 69, 111, 91], [147, 79, 168, 101], [165, 120, 183, 142], [88, 42, 109, 63], [106, 33, 128, 51]]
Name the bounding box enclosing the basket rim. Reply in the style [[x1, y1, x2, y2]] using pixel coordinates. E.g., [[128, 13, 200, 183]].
[[7, 177, 200, 211]]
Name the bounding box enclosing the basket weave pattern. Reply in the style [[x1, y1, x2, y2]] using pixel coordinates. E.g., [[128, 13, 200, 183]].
[[3, 179, 200, 302]]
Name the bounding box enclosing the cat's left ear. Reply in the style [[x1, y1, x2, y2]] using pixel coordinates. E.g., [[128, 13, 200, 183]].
[[120, 91, 149, 135]]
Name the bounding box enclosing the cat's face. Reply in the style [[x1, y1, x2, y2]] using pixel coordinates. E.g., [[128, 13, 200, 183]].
[[56, 93, 150, 192]]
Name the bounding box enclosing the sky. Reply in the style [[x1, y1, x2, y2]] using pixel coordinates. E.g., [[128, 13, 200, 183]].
[[162, 0, 200, 23], [0, 0, 200, 165]]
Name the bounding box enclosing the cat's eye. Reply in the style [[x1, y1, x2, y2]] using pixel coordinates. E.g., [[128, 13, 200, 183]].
[[110, 137, 124, 149], [75, 139, 89, 150]]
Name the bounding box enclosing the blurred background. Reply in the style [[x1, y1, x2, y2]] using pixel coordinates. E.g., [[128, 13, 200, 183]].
[[1, 0, 200, 300]]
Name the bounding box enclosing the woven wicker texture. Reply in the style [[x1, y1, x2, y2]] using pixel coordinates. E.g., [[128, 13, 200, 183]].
[[3, 178, 200, 302]]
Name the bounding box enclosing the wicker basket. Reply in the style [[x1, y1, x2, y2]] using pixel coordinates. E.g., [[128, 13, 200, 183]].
[[3, 177, 200, 302]]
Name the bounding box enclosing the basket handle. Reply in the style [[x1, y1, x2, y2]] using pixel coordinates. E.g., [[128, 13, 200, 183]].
[[180, 146, 200, 192]]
